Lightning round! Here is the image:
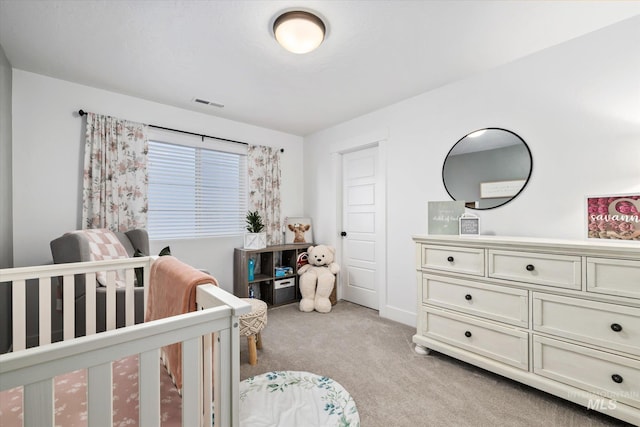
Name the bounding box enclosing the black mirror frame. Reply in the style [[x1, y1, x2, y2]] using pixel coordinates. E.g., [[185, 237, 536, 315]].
[[442, 127, 533, 210]]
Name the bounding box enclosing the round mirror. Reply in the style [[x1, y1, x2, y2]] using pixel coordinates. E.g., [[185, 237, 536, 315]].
[[442, 128, 532, 210]]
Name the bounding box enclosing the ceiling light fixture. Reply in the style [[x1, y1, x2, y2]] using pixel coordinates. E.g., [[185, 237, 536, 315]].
[[273, 10, 326, 54]]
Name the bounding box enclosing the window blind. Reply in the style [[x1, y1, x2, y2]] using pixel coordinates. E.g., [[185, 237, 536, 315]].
[[148, 138, 247, 240]]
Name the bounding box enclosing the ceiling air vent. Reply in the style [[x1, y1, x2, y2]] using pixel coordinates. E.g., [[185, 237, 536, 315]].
[[192, 97, 224, 108]]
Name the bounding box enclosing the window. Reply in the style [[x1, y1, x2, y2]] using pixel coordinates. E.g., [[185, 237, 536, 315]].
[[147, 130, 247, 239]]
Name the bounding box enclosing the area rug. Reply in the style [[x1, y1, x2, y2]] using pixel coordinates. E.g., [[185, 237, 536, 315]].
[[239, 371, 360, 427]]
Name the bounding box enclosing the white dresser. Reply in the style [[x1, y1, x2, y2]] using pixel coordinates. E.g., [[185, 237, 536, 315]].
[[413, 235, 640, 425]]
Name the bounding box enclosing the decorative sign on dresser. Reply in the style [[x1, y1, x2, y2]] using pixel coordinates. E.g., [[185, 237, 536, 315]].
[[427, 201, 465, 235], [412, 235, 640, 425], [458, 214, 480, 236], [587, 193, 640, 240]]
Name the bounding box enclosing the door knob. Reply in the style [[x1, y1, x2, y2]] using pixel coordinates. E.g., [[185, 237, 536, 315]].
[[340, 231, 347, 237]]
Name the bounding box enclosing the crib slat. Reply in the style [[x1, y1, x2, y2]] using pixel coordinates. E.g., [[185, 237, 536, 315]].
[[24, 377, 54, 427], [88, 362, 112, 427], [86, 272, 97, 335], [139, 349, 161, 426], [63, 274, 74, 340], [217, 327, 232, 427], [105, 271, 116, 331], [203, 332, 214, 427], [39, 277, 52, 346], [12, 279, 26, 351], [182, 337, 200, 427], [125, 269, 135, 326], [230, 315, 241, 427], [143, 265, 150, 320]]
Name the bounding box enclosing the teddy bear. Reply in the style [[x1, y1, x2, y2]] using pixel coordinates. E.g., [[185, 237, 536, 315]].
[[297, 245, 340, 313]]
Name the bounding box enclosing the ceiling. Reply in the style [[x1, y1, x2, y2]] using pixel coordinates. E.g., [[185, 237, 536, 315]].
[[1, 1, 639, 136]]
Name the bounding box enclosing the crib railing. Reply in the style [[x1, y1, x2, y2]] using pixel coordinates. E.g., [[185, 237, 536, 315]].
[[0, 258, 251, 427], [3, 257, 153, 349]]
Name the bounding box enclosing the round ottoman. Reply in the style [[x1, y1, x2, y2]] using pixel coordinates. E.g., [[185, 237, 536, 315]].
[[239, 298, 268, 365], [240, 371, 360, 426]]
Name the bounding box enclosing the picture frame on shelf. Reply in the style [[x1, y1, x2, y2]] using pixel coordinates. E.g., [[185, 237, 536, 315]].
[[284, 217, 314, 244]]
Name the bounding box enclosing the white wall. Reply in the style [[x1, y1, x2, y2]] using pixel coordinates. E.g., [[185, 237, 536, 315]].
[[11, 72, 304, 292], [0, 44, 13, 353], [304, 16, 640, 326], [0, 44, 12, 269]]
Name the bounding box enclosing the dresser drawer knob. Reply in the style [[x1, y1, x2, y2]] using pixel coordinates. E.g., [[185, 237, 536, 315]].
[[610, 323, 623, 332], [447, 256, 454, 262], [464, 331, 472, 338], [611, 374, 624, 384], [525, 264, 535, 271], [465, 294, 472, 301]]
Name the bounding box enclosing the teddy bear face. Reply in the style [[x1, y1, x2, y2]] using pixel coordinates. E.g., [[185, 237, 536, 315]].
[[306, 245, 335, 266]]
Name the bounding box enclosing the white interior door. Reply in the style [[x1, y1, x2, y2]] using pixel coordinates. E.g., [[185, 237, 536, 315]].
[[341, 146, 382, 310]]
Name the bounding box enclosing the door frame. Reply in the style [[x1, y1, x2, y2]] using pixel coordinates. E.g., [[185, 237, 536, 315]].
[[330, 132, 387, 316]]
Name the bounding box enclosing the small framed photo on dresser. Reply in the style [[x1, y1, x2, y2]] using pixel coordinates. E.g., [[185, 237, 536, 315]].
[[459, 214, 480, 236]]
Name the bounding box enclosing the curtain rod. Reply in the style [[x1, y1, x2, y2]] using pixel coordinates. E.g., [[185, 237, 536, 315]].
[[77, 109, 284, 153]]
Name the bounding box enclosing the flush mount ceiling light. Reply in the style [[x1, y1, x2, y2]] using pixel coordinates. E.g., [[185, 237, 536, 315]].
[[273, 10, 326, 54]]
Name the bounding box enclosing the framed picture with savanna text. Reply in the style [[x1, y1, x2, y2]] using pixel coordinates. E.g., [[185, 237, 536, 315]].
[[586, 193, 640, 240]]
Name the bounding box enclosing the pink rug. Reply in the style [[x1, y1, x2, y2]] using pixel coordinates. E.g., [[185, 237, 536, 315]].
[[0, 355, 182, 427]]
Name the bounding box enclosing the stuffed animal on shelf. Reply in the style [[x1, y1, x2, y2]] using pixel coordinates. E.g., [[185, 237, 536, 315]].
[[297, 245, 340, 313]]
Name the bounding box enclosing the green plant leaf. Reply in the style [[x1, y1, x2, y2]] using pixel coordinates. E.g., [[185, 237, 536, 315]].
[[246, 210, 265, 233]]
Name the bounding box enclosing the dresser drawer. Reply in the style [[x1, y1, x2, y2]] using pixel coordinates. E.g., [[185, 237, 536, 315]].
[[534, 336, 640, 409], [587, 257, 640, 300], [533, 293, 640, 356], [422, 308, 528, 370], [422, 274, 528, 327], [421, 245, 485, 276], [488, 250, 581, 290]]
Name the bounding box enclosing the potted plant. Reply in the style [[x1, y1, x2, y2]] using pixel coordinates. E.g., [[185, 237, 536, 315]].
[[244, 210, 267, 249]]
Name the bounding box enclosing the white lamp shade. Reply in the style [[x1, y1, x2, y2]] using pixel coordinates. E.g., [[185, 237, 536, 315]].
[[274, 11, 325, 54]]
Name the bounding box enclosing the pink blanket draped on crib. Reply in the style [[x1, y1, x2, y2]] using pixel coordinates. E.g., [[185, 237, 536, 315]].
[[145, 255, 218, 391]]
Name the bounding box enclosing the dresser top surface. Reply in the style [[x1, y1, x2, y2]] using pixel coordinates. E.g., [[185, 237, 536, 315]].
[[413, 235, 640, 257]]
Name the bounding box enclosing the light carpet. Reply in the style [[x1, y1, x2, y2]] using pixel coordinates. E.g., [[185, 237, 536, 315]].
[[240, 301, 632, 427]]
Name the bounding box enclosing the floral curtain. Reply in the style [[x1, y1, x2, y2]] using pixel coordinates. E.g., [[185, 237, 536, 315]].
[[82, 112, 148, 231], [247, 145, 282, 245]]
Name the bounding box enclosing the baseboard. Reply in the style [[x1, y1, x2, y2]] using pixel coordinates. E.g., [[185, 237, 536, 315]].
[[380, 304, 415, 327]]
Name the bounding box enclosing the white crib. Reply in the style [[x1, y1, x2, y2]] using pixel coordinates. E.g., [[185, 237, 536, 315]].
[[0, 257, 251, 427]]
